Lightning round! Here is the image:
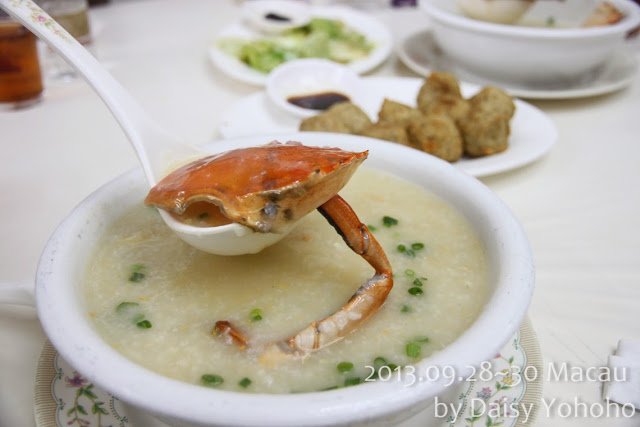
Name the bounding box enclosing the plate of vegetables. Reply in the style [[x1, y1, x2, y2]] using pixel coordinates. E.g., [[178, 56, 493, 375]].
[[209, 5, 393, 86]]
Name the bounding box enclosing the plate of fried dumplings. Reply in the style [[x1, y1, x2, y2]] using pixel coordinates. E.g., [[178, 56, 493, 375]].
[[218, 73, 558, 177]]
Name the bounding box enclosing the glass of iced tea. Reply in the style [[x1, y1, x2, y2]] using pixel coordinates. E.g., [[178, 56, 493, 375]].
[[0, 10, 44, 109]]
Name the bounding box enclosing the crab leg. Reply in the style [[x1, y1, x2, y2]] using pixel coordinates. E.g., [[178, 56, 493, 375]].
[[214, 194, 393, 358]]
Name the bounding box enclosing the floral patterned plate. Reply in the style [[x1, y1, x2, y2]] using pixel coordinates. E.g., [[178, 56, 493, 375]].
[[34, 319, 542, 427]]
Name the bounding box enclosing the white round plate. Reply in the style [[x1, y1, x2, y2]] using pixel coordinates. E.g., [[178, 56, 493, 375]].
[[35, 321, 542, 427], [218, 77, 558, 178], [397, 29, 638, 100], [208, 6, 392, 86]]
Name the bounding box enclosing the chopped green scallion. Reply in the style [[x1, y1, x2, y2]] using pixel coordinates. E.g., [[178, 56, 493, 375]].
[[129, 271, 145, 282], [337, 361, 354, 373], [397, 244, 416, 257], [373, 357, 388, 370], [128, 264, 146, 283], [411, 242, 425, 251], [367, 224, 377, 232], [406, 342, 421, 358], [249, 308, 263, 322], [136, 319, 152, 329], [344, 377, 362, 387], [408, 287, 424, 296], [238, 377, 252, 388], [401, 304, 412, 313], [382, 216, 398, 227], [201, 374, 224, 387], [412, 278, 423, 287], [404, 269, 415, 277]]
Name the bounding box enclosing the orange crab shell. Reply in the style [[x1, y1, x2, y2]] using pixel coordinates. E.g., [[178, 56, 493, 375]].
[[144, 142, 368, 233]]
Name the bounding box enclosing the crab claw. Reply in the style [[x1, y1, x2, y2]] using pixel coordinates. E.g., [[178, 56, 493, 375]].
[[214, 194, 393, 361]]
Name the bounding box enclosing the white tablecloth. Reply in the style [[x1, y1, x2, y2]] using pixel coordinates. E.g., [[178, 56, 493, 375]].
[[1, 1, 639, 426]]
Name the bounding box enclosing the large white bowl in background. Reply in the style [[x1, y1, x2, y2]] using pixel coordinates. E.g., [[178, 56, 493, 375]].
[[421, 0, 640, 85], [35, 133, 534, 427]]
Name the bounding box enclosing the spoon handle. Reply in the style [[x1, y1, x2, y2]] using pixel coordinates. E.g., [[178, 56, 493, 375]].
[[0, 0, 194, 184]]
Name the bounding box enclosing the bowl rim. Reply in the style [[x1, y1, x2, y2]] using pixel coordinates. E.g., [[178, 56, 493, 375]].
[[36, 133, 534, 426], [421, 0, 640, 39]]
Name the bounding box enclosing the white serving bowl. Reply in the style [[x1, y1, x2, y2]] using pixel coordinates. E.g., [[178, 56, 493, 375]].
[[266, 59, 363, 118], [421, 0, 640, 85], [36, 133, 534, 427]]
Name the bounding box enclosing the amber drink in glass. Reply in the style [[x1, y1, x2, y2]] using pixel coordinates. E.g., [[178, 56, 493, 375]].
[[0, 11, 44, 109]]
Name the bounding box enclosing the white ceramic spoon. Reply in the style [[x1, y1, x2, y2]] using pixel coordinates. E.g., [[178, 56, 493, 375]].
[[0, 0, 291, 255]]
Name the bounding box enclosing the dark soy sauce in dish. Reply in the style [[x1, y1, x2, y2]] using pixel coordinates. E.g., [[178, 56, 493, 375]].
[[287, 92, 350, 110], [265, 12, 291, 22]]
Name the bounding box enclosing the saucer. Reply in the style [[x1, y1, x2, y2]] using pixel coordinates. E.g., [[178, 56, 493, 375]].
[[397, 29, 638, 100], [34, 319, 542, 427]]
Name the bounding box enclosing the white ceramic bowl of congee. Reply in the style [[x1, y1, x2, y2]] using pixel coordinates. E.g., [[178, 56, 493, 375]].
[[36, 133, 534, 427]]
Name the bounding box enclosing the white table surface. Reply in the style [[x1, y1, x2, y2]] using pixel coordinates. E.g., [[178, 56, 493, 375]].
[[1, 1, 639, 426]]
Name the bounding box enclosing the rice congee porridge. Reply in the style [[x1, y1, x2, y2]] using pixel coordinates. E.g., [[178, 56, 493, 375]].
[[83, 167, 489, 393]]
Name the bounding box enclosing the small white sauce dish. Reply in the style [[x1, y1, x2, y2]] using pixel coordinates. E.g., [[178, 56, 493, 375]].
[[266, 58, 362, 118], [242, 0, 311, 34]]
